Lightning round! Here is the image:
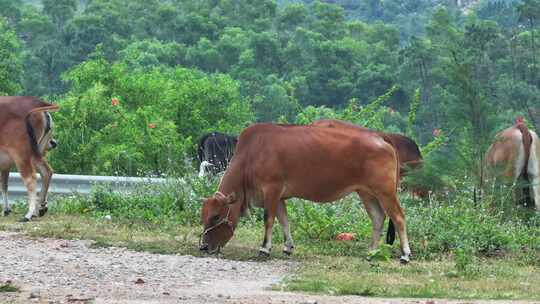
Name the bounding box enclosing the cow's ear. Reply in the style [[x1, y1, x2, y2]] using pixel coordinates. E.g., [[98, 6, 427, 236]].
[[226, 192, 236, 204]]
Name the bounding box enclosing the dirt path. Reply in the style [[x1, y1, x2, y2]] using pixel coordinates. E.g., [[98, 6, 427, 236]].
[[0, 231, 537, 304]]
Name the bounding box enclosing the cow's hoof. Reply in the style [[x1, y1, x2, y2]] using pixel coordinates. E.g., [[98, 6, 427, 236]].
[[18, 217, 31, 223], [283, 246, 294, 256], [38, 207, 48, 217], [400, 255, 410, 264], [2, 209, 11, 216], [258, 248, 271, 257]]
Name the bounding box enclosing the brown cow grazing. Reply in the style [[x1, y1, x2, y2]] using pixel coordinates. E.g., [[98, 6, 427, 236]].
[[311, 119, 426, 245], [0, 96, 59, 221], [200, 123, 412, 263], [485, 118, 540, 210]]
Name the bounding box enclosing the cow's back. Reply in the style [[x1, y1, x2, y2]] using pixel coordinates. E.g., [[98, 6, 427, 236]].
[[0, 96, 51, 119], [229, 123, 398, 202], [0, 97, 54, 153], [312, 119, 422, 174]]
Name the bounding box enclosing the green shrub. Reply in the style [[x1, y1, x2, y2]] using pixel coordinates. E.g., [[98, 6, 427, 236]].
[[50, 50, 254, 176], [52, 169, 217, 225]]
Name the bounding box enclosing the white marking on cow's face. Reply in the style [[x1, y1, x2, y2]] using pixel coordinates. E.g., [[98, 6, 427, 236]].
[[198, 161, 213, 177]]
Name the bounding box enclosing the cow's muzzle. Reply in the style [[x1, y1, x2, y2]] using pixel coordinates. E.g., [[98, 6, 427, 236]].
[[199, 243, 209, 252]]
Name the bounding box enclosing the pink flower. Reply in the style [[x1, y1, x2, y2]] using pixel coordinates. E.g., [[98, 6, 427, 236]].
[[432, 128, 441, 137], [111, 98, 119, 106], [148, 123, 156, 129], [515, 116, 525, 125]]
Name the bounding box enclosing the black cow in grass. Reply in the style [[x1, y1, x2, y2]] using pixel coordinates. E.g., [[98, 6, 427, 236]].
[[197, 132, 238, 177]]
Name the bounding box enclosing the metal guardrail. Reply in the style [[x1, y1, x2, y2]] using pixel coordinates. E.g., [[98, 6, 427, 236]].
[[5, 173, 167, 203]]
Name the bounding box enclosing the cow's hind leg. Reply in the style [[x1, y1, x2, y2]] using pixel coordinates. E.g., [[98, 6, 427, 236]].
[[376, 192, 411, 264], [15, 158, 38, 222], [259, 187, 281, 257], [276, 200, 294, 255], [35, 158, 53, 216], [1, 170, 10, 216], [358, 192, 386, 252]]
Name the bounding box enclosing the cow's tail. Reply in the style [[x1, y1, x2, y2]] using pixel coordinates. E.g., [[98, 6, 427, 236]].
[[516, 123, 533, 206], [25, 102, 60, 157], [517, 124, 532, 177], [382, 135, 400, 245]]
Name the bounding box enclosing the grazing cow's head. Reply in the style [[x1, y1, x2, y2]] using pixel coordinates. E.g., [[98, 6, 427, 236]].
[[199, 191, 236, 253]]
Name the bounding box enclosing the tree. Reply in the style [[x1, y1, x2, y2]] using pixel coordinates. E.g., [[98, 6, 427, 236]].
[[517, 0, 540, 130], [42, 0, 77, 30], [0, 0, 22, 26], [0, 18, 22, 95]]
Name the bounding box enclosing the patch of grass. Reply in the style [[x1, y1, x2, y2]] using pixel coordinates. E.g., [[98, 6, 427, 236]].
[[285, 255, 540, 299], [2, 182, 540, 300], [2, 210, 540, 299], [0, 211, 281, 262], [0, 283, 20, 293]]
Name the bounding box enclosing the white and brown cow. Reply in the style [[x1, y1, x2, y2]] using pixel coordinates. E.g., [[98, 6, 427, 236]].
[[486, 118, 540, 211], [0, 96, 59, 221]]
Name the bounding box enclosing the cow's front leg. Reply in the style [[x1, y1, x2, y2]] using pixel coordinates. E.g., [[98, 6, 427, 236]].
[[277, 200, 294, 255], [259, 191, 280, 257], [1, 170, 10, 216]]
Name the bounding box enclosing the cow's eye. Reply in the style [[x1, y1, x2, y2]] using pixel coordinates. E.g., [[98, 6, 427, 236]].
[[210, 215, 220, 224]]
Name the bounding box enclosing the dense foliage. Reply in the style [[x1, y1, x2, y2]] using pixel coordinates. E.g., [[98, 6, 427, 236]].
[[0, 0, 538, 179]]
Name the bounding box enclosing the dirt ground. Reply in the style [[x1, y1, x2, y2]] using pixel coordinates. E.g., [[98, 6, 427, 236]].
[[0, 231, 537, 304]]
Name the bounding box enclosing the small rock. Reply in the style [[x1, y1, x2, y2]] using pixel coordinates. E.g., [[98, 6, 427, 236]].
[[135, 278, 145, 284], [29, 289, 40, 299], [163, 292, 170, 296]]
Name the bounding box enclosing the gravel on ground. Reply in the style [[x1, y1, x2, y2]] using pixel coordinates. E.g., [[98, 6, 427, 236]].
[[0, 231, 537, 304]]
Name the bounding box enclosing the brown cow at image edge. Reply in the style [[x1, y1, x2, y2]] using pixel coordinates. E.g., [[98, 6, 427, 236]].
[[0, 96, 59, 221]]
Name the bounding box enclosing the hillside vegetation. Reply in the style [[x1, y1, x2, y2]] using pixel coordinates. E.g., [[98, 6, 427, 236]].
[[1, 0, 539, 178]]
